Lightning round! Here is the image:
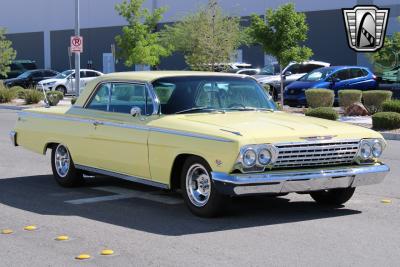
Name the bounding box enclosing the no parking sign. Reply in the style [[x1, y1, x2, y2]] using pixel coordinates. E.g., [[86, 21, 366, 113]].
[[70, 36, 83, 53]]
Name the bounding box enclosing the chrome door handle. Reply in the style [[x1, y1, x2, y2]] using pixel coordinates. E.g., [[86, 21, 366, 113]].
[[93, 121, 104, 126]]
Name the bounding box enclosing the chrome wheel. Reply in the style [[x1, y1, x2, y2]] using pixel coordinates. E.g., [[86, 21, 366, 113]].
[[186, 164, 211, 207], [55, 144, 70, 178]]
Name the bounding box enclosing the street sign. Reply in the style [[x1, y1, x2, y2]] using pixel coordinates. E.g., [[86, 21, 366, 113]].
[[70, 36, 83, 53]]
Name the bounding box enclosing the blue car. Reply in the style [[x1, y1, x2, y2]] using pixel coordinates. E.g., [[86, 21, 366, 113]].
[[284, 66, 378, 107]]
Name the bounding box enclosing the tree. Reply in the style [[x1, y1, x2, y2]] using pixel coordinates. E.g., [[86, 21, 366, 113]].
[[160, 0, 247, 71], [0, 28, 17, 78], [368, 17, 400, 80], [115, 0, 172, 68], [248, 3, 313, 106]]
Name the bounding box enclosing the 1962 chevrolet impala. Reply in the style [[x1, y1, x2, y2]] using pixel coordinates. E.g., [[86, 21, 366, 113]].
[[11, 71, 390, 217]]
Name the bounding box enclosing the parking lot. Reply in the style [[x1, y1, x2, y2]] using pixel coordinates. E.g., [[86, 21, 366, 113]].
[[0, 108, 399, 266]]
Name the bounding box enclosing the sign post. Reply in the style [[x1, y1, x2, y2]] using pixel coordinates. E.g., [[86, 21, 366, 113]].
[[74, 0, 80, 96]]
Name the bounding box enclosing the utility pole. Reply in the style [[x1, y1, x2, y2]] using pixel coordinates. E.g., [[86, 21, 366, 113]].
[[74, 0, 80, 96]]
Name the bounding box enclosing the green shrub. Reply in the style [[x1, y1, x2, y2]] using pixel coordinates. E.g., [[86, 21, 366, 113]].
[[0, 89, 14, 103], [262, 84, 271, 94], [9, 86, 26, 99], [305, 89, 334, 108], [338, 90, 362, 108], [0, 80, 5, 90], [71, 97, 77, 105], [382, 100, 400, 114], [24, 90, 43, 104], [305, 107, 338, 121], [46, 91, 64, 106], [372, 112, 400, 130], [362, 90, 392, 114]]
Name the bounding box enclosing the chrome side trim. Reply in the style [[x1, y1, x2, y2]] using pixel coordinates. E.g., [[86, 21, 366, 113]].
[[9, 131, 17, 146], [75, 164, 169, 189], [18, 112, 232, 142], [212, 164, 389, 195]]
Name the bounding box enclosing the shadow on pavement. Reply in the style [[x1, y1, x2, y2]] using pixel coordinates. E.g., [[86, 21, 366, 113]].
[[0, 175, 361, 236]]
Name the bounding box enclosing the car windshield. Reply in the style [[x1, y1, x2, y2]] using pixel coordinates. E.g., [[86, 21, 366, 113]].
[[299, 68, 334, 82], [17, 71, 32, 79], [152, 76, 276, 114], [55, 70, 73, 79], [259, 64, 279, 75]]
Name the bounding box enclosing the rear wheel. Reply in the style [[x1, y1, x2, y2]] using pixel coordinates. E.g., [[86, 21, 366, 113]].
[[55, 85, 67, 96], [310, 187, 356, 205], [181, 156, 229, 217], [51, 144, 84, 187]]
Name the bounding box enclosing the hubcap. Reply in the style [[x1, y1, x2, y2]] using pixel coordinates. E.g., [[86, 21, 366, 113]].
[[186, 164, 211, 207], [55, 144, 70, 178]]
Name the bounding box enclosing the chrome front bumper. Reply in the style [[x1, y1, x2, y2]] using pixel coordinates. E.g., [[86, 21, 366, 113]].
[[211, 164, 389, 196], [9, 131, 17, 146]]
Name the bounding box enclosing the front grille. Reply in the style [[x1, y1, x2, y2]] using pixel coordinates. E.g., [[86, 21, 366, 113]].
[[274, 140, 360, 169]]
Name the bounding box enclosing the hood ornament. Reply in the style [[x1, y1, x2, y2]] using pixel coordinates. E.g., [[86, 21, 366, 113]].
[[300, 135, 337, 141]]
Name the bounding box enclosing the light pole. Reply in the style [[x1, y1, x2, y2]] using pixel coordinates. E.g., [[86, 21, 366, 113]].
[[74, 0, 80, 96]]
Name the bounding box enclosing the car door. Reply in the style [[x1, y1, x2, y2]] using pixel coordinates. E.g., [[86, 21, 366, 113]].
[[81, 81, 155, 178], [346, 68, 375, 90], [329, 69, 351, 91]]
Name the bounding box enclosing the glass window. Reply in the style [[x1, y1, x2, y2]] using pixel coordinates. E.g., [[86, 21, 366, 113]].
[[285, 64, 301, 74], [86, 83, 110, 111], [109, 83, 153, 115], [152, 76, 275, 114], [31, 71, 42, 78], [85, 71, 99, 77], [332, 69, 350, 81], [80, 71, 87, 78], [44, 70, 57, 77], [350, 68, 367, 78]]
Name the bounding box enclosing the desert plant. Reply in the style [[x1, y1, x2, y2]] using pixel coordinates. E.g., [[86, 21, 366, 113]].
[[372, 112, 400, 130], [24, 89, 43, 104], [305, 107, 338, 121], [338, 90, 362, 108], [305, 89, 334, 108], [46, 91, 64, 106], [9, 86, 26, 99], [362, 90, 392, 114], [0, 88, 13, 103], [382, 99, 400, 114]]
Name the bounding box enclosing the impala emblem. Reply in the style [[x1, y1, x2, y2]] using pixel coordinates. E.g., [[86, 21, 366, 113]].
[[300, 135, 337, 141], [342, 5, 389, 52]]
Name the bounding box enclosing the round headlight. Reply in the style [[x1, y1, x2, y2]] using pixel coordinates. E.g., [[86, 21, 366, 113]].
[[243, 149, 257, 167], [372, 142, 383, 158], [258, 148, 272, 165], [360, 142, 372, 159]]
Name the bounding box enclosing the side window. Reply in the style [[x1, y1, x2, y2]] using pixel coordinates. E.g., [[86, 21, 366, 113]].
[[86, 71, 98, 78], [80, 71, 87, 78], [350, 68, 367, 78], [86, 83, 110, 111], [32, 71, 42, 78], [332, 69, 350, 81], [286, 64, 300, 74], [109, 83, 153, 115], [304, 64, 324, 73]]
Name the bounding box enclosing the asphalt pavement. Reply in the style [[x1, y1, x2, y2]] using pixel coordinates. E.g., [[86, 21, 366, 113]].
[[0, 109, 399, 267]]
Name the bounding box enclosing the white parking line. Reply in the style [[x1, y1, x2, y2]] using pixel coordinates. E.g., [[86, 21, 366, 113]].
[[64, 186, 183, 205]]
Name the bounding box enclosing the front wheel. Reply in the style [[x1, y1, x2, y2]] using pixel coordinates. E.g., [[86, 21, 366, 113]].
[[310, 187, 356, 206], [181, 156, 229, 217], [51, 144, 84, 187]]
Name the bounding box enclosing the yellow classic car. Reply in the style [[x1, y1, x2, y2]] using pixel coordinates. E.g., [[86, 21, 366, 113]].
[[11, 71, 389, 217]]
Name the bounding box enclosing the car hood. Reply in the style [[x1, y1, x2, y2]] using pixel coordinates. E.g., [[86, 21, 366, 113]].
[[154, 111, 381, 144], [257, 75, 280, 83]]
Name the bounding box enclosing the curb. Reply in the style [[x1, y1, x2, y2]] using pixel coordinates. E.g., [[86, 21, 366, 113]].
[[381, 132, 400, 141], [0, 105, 28, 111]]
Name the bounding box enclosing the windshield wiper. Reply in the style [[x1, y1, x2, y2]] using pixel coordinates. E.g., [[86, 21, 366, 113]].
[[175, 107, 223, 114], [225, 107, 274, 112]]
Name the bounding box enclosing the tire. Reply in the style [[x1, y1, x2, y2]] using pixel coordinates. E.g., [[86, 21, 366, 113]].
[[180, 156, 229, 217], [55, 85, 67, 96], [51, 144, 84, 187], [310, 187, 356, 206]]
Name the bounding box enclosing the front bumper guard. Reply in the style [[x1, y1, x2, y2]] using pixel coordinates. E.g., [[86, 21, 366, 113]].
[[211, 164, 389, 196]]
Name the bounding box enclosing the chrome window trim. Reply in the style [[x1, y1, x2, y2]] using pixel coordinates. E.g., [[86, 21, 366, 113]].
[[75, 164, 169, 189], [84, 80, 158, 116]]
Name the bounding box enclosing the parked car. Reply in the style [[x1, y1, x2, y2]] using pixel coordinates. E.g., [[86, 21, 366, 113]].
[[226, 68, 261, 75], [37, 69, 103, 95], [11, 71, 389, 217], [382, 65, 400, 83], [284, 66, 378, 107], [253, 63, 280, 79], [3, 69, 58, 88], [0, 60, 37, 79], [257, 61, 330, 100]]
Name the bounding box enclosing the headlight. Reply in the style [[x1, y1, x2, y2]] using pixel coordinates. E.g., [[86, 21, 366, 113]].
[[356, 138, 386, 163], [372, 141, 383, 157], [360, 142, 372, 159], [258, 148, 272, 165], [243, 148, 257, 167]]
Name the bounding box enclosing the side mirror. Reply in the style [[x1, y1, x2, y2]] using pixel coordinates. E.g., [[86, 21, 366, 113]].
[[332, 77, 340, 83], [284, 71, 292, 76], [130, 106, 142, 117]]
